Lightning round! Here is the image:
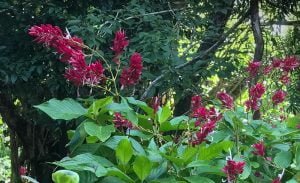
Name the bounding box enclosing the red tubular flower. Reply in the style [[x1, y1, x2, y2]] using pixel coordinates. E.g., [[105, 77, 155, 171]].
[[120, 52, 143, 88], [216, 91, 234, 109], [191, 95, 202, 111], [272, 58, 283, 68], [19, 166, 27, 176], [245, 98, 259, 111], [28, 24, 63, 46], [84, 61, 105, 86], [193, 106, 209, 119], [279, 74, 290, 85], [113, 112, 133, 129], [272, 90, 286, 105], [272, 177, 281, 183], [192, 120, 216, 145], [112, 29, 129, 64], [246, 60, 261, 77], [151, 96, 160, 114], [281, 56, 300, 72], [250, 83, 265, 99], [263, 65, 273, 74], [223, 160, 245, 181], [252, 141, 265, 157]]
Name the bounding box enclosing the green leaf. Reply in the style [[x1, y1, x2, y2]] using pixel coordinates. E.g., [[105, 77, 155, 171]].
[[116, 139, 133, 165], [198, 141, 234, 160], [106, 167, 134, 183], [184, 176, 215, 183], [34, 98, 87, 120], [126, 97, 153, 115], [160, 116, 189, 131], [133, 156, 152, 181], [67, 123, 87, 153], [87, 97, 113, 118], [287, 116, 300, 128], [291, 143, 300, 170], [157, 105, 172, 124], [84, 122, 115, 142], [53, 153, 111, 177], [182, 146, 198, 164], [274, 151, 292, 168], [186, 161, 224, 176]]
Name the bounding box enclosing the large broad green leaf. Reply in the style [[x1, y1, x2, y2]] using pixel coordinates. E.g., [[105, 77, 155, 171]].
[[87, 97, 113, 118], [53, 153, 112, 177], [198, 141, 234, 160], [106, 167, 134, 183], [126, 97, 154, 115], [115, 139, 133, 165], [84, 122, 115, 142], [67, 123, 87, 153], [186, 161, 225, 176], [160, 116, 189, 131], [274, 151, 292, 168], [34, 98, 87, 120], [133, 156, 152, 181], [157, 105, 172, 124], [184, 176, 215, 183], [291, 143, 300, 170], [181, 146, 198, 164], [104, 136, 146, 155]]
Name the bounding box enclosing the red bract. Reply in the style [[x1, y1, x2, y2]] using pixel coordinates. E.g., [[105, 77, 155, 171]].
[[113, 112, 133, 129], [151, 96, 160, 114], [223, 160, 245, 181], [250, 83, 265, 99], [193, 106, 209, 119], [28, 24, 63, 46], [252, 141, 265, 157], [192, 120, 216, 145], [191, 95, 202, 111], [120, 52, 143, 88], [279, 74, 290, 85], [281, 56, 300, 72], [272, 58, 283, 68], [272, 177, 281, 183], [19, 166, 27, 176], [263, 65, 273, 75], [216, 91, 234, 109], [246, 60, 261, 77], [85, 61, 105, 86], [245, 98, 259, 111], [111, 29, 129, 64], [272, 90, 286, 105]]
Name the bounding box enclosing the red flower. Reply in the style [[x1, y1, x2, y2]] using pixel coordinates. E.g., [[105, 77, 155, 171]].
[[19, 166, 27, 176], [151, 96, 160, 114], [120, 52, 143, 88], [193, 106, 209, 119], [272, 90, 286, 105], [216, 91, 234, 109], [113, 112, 133, 129], [84, 61, 105, 86], [281, 56, 300, 72], [272, 177, 281, 183], [191, 95, 202, 111], [250, 83, 265, 99], [279, 74, 290, 85], [272, 58, 283, 68], [112, 29, 129, 64], [245, 98, 259, 111], [192, 120, 216, 145], [223, 160, 245, 181], [252, 141, 265, 157], [28, 24, 63, 46], [246, 60, 261, 77], [263, 65, 273, 74]]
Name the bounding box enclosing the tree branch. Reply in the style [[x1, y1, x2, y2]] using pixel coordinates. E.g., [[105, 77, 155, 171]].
[[262, 20, 300, 26], [141, 9, 250, 100]]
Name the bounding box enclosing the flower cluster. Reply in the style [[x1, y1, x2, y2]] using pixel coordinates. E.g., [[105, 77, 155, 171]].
[[272, 90, 286, 105], [266, 56, 300, 85], [245, 83, 265, 111], [216, 91, 234, 109], [223, 160, 245, 181], [113, 112, 133, 129], [120, 52, 143, 88], [246, 60, 261, 77], [252, 141, 265, 157], [190, 95, 222, 145], [111, 30, 129, 64], [29, 24, 104, 86]]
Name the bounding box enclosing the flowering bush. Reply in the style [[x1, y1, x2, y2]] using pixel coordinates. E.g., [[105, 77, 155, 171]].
[[29, 24, 300, 183]]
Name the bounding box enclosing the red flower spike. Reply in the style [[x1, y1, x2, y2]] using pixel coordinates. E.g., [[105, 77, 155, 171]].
[[223, 160, 245, 181], [281, 56, 300, 72], [250, 83, 265, 99], [151, 96, 160, 114], [272, 177, 281, 183], [246, 60, 261, 77], [113, 112, 133, 129], [120, 52, 143, 88], [19, 166, 27, 176], [272, 58, 283, 68], [28, 24, 63, 46], [193, 106, 209, 119], [191, 95, 202, 111], [263, 65, 273, 75], [245, 98, 259, 111], [216, 91, 234, 109], [252, 141, 265, 157], [272, 90, 286, 105], [112, 29, 129, 64]]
